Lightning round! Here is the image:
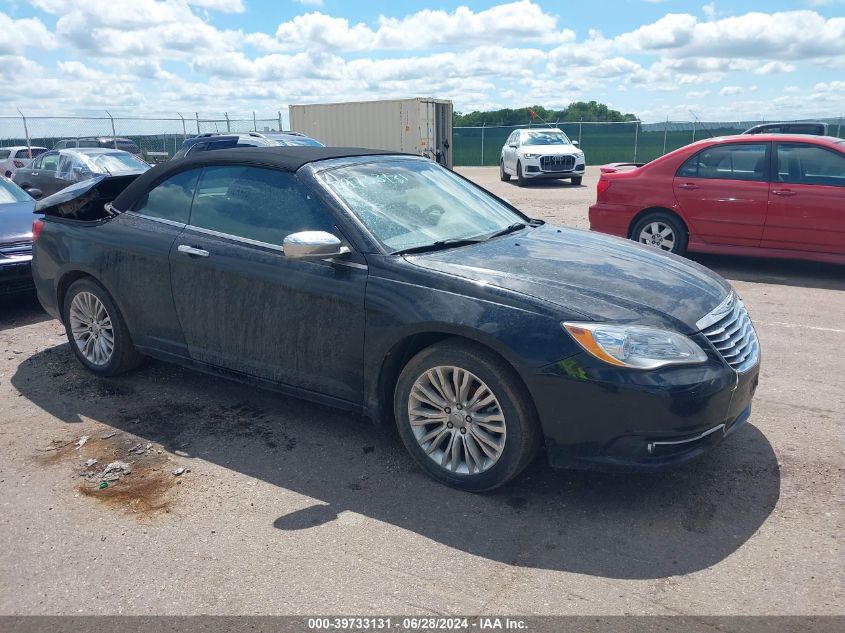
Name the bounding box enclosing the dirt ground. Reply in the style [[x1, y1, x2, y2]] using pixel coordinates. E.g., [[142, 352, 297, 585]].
[[0, 166, 842, 616]]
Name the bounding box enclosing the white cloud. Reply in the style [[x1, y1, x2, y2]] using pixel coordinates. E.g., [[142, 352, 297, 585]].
[[0, 12, 57, 55], [294, 0, 324, 6], [31, 0, 245, 59], [4, 2, 845, 121], [187, 0, 245, 11], [256, 1, 574, 52]]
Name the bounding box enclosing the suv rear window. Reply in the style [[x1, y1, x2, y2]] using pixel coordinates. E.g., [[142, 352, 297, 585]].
[[15, 148, 46, 159], [78, 140, 100, 148], [0, 150, 10, 160]]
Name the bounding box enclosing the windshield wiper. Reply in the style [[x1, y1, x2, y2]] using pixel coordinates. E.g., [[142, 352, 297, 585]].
[[393, 237, 484, 256], [393, 222, 531, 256], [479, 222, 528, 240]]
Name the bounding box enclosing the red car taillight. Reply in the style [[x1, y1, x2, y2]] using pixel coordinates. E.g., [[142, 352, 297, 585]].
[[596, 177, 612, 199], [13, 160, 25, 168], [32, 219, 44, 242]]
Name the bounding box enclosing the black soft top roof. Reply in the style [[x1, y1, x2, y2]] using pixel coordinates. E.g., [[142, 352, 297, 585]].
[[112, 146, 402, 211]]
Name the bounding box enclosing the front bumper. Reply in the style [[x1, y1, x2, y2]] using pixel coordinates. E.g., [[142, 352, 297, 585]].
[[529, 343, 760, 471], [521, 156, 585, 179], [0, 258, 34, 295]]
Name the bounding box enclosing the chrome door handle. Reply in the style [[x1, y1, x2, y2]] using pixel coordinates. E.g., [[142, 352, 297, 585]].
[[771, 189, 796, 197], [177, 244, 209, 257], [679, 183, 699, 190]]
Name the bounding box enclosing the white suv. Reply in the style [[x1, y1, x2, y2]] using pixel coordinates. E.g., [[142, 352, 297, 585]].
[[0, 146, 48, 178], [500, 128, 585, 186]]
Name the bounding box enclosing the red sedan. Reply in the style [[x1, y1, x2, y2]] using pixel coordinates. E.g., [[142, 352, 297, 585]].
[[589, 134, 845, 265]]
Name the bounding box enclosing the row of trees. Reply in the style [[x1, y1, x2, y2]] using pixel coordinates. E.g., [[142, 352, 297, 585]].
[[453, 102, 637, 126]]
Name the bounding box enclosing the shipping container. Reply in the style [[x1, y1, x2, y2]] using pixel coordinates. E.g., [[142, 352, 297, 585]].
[[289, 98, 454, 169]]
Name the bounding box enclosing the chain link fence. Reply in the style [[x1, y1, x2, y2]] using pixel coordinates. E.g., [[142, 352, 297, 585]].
[[453, 118, 845, 167], [0, 112, 288, 163], [2, 113, 843, 167]]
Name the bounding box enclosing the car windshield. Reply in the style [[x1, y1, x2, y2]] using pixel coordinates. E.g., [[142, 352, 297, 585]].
[[78, 152, 148, 174], [523, 131, 571, 146], [319, 158, 526, 253], [0, 178, 32, 204]]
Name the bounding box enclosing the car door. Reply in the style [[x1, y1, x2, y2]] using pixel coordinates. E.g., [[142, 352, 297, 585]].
[[673, 142, 770, 247], [762, 142, 845, 255], [502, 132, 514, 171], [27, 151, 65, 196], [100, 168, 202, 356], [168, 164, 368, 404]]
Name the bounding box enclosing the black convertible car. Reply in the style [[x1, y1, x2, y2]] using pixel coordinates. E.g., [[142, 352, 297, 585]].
[[31, 147, 760, 491]]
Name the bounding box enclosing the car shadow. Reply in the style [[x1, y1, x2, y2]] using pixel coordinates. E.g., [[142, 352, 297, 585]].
[[12, 346, 780, 580], [507, 180, 583, 189], [689, 254, 845, 292], [0, 291, 51, 331]]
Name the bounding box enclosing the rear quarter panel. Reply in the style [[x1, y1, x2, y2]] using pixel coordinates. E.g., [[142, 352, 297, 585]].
[[33, 214, 188, 355]]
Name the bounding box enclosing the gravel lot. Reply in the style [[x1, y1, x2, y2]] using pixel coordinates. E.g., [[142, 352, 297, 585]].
[[1, 166, 842, 616]]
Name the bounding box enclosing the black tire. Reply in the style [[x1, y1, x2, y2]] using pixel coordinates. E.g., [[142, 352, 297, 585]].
[[500, 160, 511, 182], [62, 278, 142, 377], [516, 162, 528, 187], [393, 339, 540, 492], [571, 176, 583, 185], [630, 210, 689, 256], [4, 171, 11, 178]]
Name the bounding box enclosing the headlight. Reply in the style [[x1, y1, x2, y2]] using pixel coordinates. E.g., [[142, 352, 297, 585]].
[[574, 151, 584, 158], [522, 153, 541, 159], [562, 322, 707, 369]]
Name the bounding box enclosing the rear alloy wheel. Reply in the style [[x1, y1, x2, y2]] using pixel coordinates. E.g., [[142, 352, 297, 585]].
[[500, 160, 511, 182], [63, 278, 142, 376], [516, 161, 527, 187], [631, 211, 688, 256], [394, 339, 539, 491]]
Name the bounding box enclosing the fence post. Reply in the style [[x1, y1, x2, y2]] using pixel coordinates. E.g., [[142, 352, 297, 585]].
[[691, 119, 697, 143], [633, 120, 639, 163], [662, 117, 668, 156], [578, 118, 582, 145], [178, 113, 187, 139], [225, 112, 231, 133], [16, 109, 31, 155], [106, 110, 117, 148], [480, 122, 485, 167], [278, 111, 282, 131], [838, 115, 842, 138]]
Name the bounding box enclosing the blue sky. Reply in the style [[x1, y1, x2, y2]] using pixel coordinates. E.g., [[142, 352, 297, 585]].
[[1, 0, 844, 122]]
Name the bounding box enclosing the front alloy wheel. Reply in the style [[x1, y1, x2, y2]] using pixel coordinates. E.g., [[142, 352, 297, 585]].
[[394, 339, 540, 491], [408, 366, 507, 475]]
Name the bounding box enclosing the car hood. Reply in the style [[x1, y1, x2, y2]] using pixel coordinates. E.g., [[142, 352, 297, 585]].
[[0, 200, 37, 244], [521, 144, 580, 155], [404, 224, 731, 333]]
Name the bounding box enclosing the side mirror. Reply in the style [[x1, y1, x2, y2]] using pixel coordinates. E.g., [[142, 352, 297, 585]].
[[27, 188, 43, 200], [508, 143, 518, 148], [572, 140, 580, 146], [283, 231, 349, 260]]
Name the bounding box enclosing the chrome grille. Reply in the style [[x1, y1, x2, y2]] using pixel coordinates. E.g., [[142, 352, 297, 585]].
[[0, 241, 32, 258], [540, 155, 575, 172], [697, 293, 759, 372]]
